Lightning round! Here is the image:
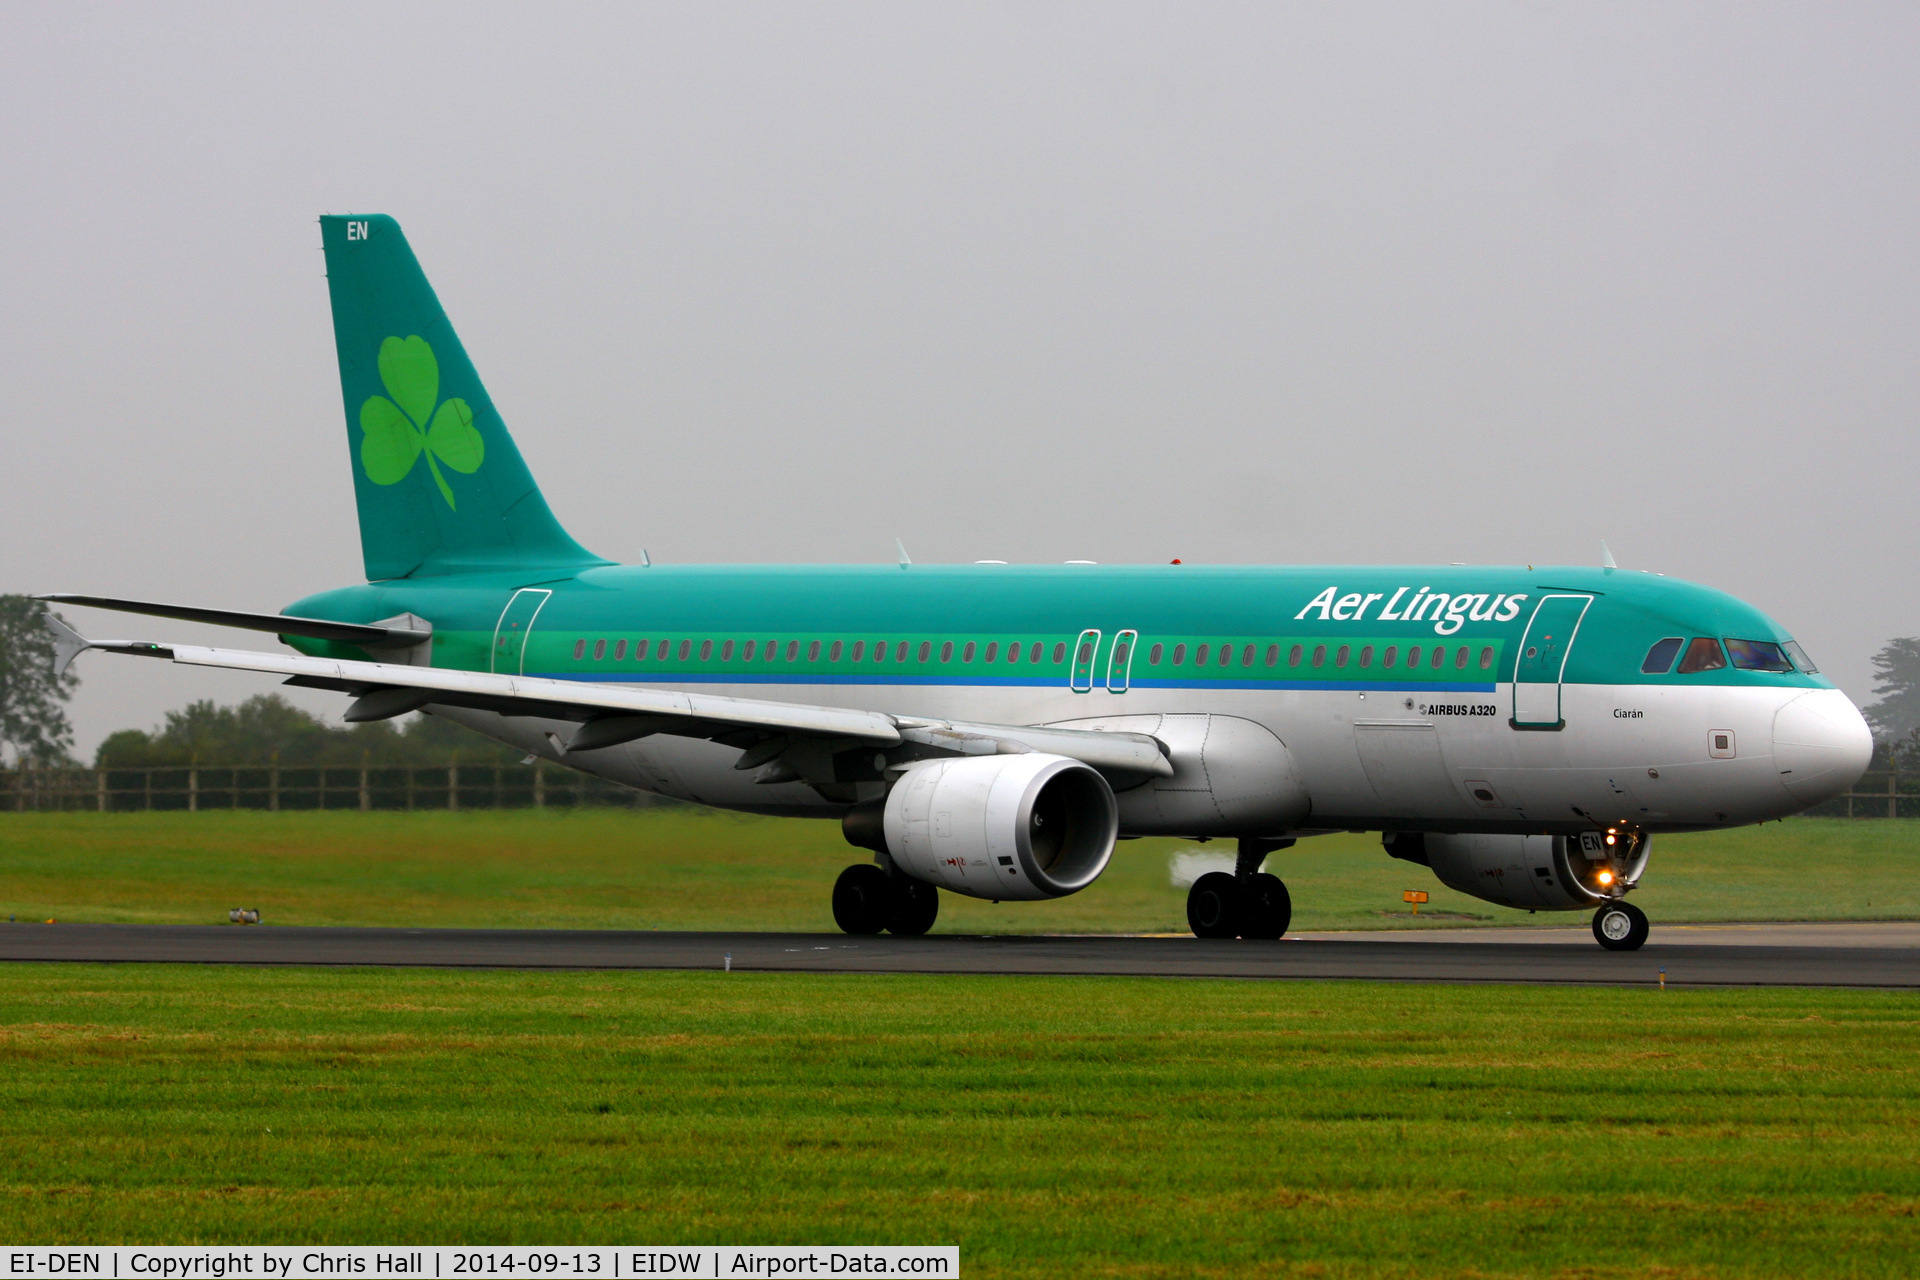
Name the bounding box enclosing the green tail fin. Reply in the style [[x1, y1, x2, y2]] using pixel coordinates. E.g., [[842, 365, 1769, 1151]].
[[320, 214, 608, 580]]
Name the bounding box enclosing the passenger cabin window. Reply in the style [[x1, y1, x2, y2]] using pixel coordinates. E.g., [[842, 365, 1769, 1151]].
[[1454, 646, 1468, 669], [830, 641, 844, 662], [963, 642, 977, 663], [1406, 646, 1421, 668], [1676, 637, 1727, 674], [614, 640, 626, 660], [983, 642, 996, 662], [1383, 646, 1397, 668], [918, 641, 932, 662], [656, 638, 669, 659], [593, 639, 607, 660], [1265, 645, 1279, 666], [1479, 646, 1494, 670], [1289, 644, 1303, 667], [941, 642, 954, 662], [1052, 642, 1066, 663], [699, 640, 713, 661], [1028, 642, 1042, 663], [1784, 640, 1817, 673], [1004, 640, 1018, 663], [678, 639, 692, 661], [1195, 644, 1210, 666], [1726, 638, 1794, 673], [743, 640, 756, 661], [1149, 643, 1164, 664], [1171, 644, 1186, 665], [573, 639, 586, 660], [1335, 645, 1349, 668], [1311, 644, 1325, 668], [721, 640, 734, 661], [1642, 637, 1683, 674], [787, 640, 800, 662], [635, 639, 650, 660], [898, 641, 911, 662], [1358, 645, 1373, 668], [1242, 644, 1256, 666]]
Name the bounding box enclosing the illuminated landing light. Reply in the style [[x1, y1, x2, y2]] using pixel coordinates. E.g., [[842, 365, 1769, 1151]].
[[1597, 870, 1616, 886]]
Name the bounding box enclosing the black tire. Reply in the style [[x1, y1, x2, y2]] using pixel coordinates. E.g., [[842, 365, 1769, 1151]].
[[1239, 872, 1292, 940], [1592, 900, 1649, 951], [1187, 871, 1243, 939], [832, 864, 892, 935], [885, 877, 940, 936]]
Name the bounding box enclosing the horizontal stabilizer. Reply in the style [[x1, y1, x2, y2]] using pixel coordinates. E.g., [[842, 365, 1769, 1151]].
[[36, 595, 431, 648]]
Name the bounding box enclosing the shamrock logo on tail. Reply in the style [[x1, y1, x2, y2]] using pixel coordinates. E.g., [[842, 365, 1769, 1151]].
[[358, 335, 485, 509]]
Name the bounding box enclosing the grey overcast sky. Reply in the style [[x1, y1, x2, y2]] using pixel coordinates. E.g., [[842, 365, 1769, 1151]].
[[3, 2, 1916, 757]]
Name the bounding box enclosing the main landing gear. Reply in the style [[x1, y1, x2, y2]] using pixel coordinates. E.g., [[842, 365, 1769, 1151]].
[[1592, 899, 1650, 951], [1187, 838, 1294, 940], [832, 864, 939, 936]]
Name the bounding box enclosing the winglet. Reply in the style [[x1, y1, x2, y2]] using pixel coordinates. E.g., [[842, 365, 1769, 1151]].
[[1600, 540, 1618, 570], [44, 610, 91, 677], [896, 538, 912, 569]]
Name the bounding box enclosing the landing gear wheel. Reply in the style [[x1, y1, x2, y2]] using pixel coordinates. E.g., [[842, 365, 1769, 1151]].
[[1592, 900, 1649, 951], [832, 864, 892, 935], [884, 877, 940, 936], [1239, 873, 1292, 940], [1187, 871, 1242, 939]]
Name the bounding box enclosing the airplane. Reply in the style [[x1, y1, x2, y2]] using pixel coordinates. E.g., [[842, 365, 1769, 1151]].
[[43, 214, 1874, 952]]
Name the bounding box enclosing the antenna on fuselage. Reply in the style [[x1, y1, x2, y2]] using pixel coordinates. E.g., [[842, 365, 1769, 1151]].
[[640, 549, 652, 567], [896, 538, 912, 569], [1600, 540, 1618, 570]]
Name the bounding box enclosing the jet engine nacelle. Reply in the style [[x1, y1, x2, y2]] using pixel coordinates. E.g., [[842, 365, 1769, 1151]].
[[880, 753, 1119, 901], [1385, 830, 1651, 911]]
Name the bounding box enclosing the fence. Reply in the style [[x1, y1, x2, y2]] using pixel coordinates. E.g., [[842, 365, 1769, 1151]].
[[3, 763, 670, 813], [1799, 767, 1920, 819], [9, 762, 1919, 818]]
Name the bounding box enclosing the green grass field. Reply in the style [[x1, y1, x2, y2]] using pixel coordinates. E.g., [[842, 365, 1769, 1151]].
[[1, 965, 1916, 1274], [1, 811, 1917, 933]]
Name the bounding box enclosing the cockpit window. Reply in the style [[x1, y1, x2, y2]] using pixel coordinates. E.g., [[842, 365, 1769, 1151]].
[[1783, 640, 1818, 673], [1675, 637, 1728, 674], [1726, 638, 1794, 673], [1641, 637, 1683, 674]]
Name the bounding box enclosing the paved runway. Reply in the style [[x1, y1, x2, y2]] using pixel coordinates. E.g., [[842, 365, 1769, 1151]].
[[3, 921, 1918, 986]]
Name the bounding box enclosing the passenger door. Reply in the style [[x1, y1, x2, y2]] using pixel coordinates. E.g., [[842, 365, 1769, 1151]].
[[491, 588, 551, 675], [1511, 594, 1593, 729]]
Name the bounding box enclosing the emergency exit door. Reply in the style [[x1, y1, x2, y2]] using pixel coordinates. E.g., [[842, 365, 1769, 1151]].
[[1511, 594, 1592, 729], [1069, 629, 1101, 692]]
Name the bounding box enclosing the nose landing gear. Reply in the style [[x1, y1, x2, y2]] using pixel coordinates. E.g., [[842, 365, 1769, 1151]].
[[1592, 899, 1649, 951]]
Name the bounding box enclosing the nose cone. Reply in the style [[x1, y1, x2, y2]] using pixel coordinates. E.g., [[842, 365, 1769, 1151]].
[[1773, 690, 1874, 807]]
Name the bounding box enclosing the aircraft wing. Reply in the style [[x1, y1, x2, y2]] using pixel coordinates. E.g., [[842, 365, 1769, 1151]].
[[49, 616, 1172, 784]]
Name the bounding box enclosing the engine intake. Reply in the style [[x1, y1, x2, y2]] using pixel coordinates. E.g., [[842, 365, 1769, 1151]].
[[1385, 830, 1651, 911], [875, 754, 1119, 901]]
